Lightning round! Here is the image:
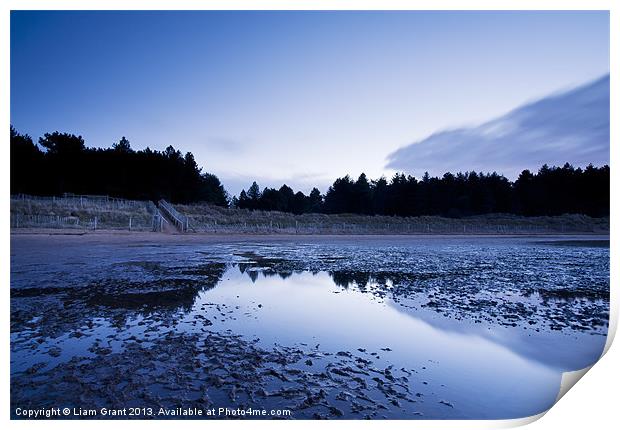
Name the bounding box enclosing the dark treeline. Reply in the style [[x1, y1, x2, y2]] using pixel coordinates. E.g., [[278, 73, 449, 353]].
[[235, 182, 324, 214], [235, 166, 609, 218], [11, 126, 609, 217], [10, 126, 228, 205]]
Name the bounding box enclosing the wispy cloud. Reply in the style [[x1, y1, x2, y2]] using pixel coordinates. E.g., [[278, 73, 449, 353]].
[[386, 75, 610, 179]]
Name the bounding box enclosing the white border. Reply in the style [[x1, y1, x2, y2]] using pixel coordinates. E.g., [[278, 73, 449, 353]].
[[1, 1, 616, 429]]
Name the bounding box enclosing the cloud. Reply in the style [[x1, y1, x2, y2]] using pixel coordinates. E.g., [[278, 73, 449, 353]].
[[386, 74, 610, 179]]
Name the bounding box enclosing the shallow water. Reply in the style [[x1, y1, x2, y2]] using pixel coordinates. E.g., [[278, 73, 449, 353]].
[[185, 268, 561, 418], [10, 235, 609, 419]]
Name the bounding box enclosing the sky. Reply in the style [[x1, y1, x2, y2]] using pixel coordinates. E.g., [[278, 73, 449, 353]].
[[387, 74, 610, 179], [10, 11, 610, 196]]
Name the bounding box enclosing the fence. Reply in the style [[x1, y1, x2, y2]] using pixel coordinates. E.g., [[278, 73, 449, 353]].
[[184, 216, 607, 235], [13, 193, 151, 210], [10, 213, 160, 231], [11, 194, 160, 232], [11, 194, 608, 235]]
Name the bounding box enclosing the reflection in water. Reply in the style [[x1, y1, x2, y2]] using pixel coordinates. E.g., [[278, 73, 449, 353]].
[[330, 271, 372, 289], [87, 262, 229, 312], [10, 237, 609, 419], [228, 265, 606, 370], [185, 267, 563, 418]]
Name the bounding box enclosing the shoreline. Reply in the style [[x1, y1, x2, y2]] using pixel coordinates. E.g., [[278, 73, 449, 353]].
[[9, 228, 610, 244]]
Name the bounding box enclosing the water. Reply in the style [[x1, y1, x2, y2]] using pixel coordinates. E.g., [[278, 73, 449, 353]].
[[10, 235, 609, 419]]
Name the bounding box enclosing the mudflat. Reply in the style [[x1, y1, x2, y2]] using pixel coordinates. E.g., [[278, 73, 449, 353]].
[[10, 233, 609, 419]]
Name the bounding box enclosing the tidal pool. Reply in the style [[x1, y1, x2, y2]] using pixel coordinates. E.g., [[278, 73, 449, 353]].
[[10, 234, 609, 419]]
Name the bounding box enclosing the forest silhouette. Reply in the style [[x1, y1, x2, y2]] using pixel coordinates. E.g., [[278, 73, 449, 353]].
[[11, 126, 609, 218], [11, 126, 228, 205]]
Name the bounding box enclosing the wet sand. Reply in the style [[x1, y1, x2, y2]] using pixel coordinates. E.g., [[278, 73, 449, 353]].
[[10, 232, 609, 419], [10, 229, 611, 244]]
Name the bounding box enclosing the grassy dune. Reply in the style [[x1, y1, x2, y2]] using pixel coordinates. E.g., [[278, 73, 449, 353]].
[[176, 203, 609, 235], [11, 195, 156, 231], [11, 195, 609, 234]]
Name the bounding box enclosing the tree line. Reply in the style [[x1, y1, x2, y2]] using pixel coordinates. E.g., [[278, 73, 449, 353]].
[[10, 126, 228, 205], [11, 126, 609, 217], [234, 165, 609, 218]]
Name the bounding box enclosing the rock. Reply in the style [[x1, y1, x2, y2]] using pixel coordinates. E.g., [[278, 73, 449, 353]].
[[328, 406, 344, 417], [48, 346, 62, 357], [439, 400, 454, 408]]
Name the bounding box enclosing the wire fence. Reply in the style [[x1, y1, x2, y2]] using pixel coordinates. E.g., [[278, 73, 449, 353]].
[[11, 194, 609, 235], [10, 213, 159, 231], [12, 193, 152, 210], [184, 217, 606, 235], [11, 194, 159, 231], [175, 201, 610, 235]]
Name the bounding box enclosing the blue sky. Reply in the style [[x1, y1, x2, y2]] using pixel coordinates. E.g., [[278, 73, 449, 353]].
[[11, 11, 609, 195]]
